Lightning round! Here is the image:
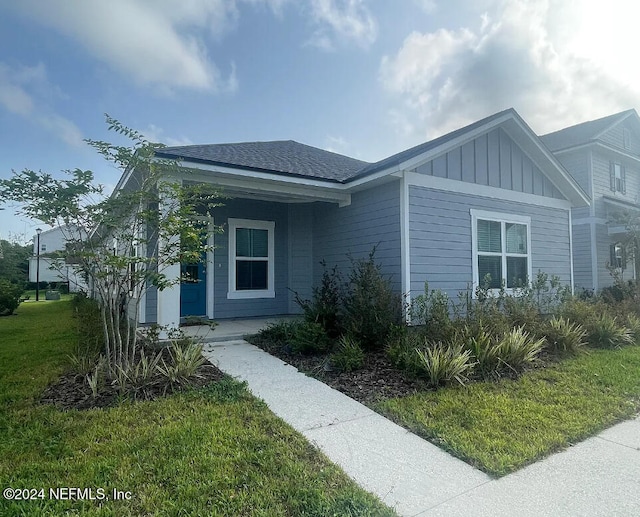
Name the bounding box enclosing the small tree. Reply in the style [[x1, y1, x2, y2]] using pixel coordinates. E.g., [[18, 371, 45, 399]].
[[0, 116, 224, 375]]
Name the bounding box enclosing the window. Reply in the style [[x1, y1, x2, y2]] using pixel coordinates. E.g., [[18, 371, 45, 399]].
[[40, 244, 47, 252], [471, 210, 532, 291], [610, 242, 626, 269], [228, 218, 275, 299], [610, 162, 626, 193]]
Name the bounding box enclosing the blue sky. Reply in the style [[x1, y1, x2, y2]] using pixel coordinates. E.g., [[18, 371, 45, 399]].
[[1, 0, 639, 241]]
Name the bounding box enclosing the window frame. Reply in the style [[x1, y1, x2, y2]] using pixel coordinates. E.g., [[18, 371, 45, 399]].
[[610, 162, 626, 194], [470, 209, 532, 294], [227, 218, 275, 299]]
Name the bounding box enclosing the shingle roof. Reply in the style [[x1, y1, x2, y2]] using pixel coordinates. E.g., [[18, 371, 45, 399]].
[[540, 110, 635, 151], [155, 140, 370, 183], [157, 110, 522, 184]]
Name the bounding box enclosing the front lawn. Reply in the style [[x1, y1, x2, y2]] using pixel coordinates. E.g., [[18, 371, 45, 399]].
[[376, 345, 640, 476], [0, 301, 395, 516]]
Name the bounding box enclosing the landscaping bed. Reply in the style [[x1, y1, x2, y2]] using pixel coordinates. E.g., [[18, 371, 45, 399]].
[[0, 299, 396, 516]]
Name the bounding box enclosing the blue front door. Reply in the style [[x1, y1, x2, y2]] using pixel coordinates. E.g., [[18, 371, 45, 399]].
[[180, 259, 207, 317]]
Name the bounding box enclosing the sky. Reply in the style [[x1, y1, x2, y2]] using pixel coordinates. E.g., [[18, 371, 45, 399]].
[[1, 0, 640, 242]]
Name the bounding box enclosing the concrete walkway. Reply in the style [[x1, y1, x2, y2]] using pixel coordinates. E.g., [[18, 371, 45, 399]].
[[203, 340, 640, 516]]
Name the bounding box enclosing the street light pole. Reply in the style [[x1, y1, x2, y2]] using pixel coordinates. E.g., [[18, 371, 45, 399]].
[[35, 228, 42, 302]]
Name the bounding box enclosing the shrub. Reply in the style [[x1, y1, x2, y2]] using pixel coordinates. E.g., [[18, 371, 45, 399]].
[[624, 314, 640, 344], [295, 261, 345, 338], [259, 320, 299, 344], [542, 316, 587, 355], [0, 279, 23, 316], [558, 298, 602, 332], [411, 282, 454, 342], [414, 341, 474, 387], [493, 327, 545, 372], [386, 331, 424, 376], [331, 335, 365, 372], [290, 321, 332, 355], [587, 313, 633, 349], [458, 322, 502, 378], [156, 341, 206, 389], [342, 250, 403, 350]]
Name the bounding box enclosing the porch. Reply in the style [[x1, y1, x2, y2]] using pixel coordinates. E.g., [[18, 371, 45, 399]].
[[179, 315, 300, 343]]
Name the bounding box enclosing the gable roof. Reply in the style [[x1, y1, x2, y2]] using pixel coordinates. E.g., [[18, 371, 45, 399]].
[[540, 110, 637, 151], [155, 140, 369, 183], [149, 108, 589, 207]]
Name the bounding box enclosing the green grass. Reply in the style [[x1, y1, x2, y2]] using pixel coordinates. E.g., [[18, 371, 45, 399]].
[[377, 347, 640, 477], [0, 301, 395, 516]]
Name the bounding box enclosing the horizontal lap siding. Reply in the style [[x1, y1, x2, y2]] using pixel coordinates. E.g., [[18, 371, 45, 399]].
[[409, 186, 572, 300], [212, 199, 289, 319], [288, 204, 313, 313], [571, 223, 593, 291], [312, 181, 402, 291]]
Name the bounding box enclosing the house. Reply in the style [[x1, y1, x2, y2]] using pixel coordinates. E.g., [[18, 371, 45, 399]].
[[120, 108, 589, 328], [541, 110, 640, 292], [29, 226, 86, 292]]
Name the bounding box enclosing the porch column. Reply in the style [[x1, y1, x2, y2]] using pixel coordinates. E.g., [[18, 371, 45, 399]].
[[156, 184, 181, 334]]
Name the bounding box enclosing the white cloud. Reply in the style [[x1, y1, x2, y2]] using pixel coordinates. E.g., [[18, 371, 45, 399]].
[[307, 0, 377, 50], [379, 0, 640, 141], [0, 62, 83, 146], [9, 0, 238, 94], [144, 124, 194, 147]]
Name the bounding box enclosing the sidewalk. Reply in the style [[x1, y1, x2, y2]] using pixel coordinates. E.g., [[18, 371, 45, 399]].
[[203, 340, 640, 516]]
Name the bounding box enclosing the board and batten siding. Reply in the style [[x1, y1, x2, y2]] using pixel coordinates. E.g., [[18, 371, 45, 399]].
[[415, 128, 565, 200], [408, 186, 572, 300], [312, 181, 402, 291]]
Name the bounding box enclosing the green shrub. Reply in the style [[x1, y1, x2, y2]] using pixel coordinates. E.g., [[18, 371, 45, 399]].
[[411, 282, 454, 342], [543, 316, 587, 355], [493, 327, 545, 372], [259, 320, 299, 344], [558, 298, 602, 332], [156, 341, 206, 388], [458, 322, 502, 378], [331, 335, 365, 372], [624, 314, 640, 343], [342, 250, 403, 350], [295, 261, 345, 338], [386, 331, 423, 376], [587, 313, 633, 349], [0, 279, 23, 316], [414, 341, 474, 387], [290, 321, 332, 355]]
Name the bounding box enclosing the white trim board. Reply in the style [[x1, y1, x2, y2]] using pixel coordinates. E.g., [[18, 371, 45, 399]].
[[406, 172, 573, 210]]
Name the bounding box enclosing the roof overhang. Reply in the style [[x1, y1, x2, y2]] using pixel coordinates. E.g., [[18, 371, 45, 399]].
[[175, 161, 354, 206]]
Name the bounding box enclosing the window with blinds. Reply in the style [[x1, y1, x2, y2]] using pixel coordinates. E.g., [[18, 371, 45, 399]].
[[472, 210, 531, 291]]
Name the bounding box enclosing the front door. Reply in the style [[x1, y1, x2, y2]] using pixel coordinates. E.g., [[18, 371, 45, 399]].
[[180, 258, 207, 317]]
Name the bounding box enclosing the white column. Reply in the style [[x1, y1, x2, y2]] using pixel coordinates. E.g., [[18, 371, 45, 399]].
[[156, 185, 181, 334]]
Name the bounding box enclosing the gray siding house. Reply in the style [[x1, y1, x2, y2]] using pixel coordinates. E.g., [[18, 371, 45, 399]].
[[118, 109, 589, 328], [541, 110, 640, 292]]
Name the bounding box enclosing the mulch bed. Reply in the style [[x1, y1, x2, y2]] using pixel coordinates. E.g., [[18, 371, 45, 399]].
[[248, 336, 428, 405], [40, 359, 225, 411]]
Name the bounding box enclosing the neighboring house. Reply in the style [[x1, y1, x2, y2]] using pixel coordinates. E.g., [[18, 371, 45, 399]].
[[29, 226, 86, 292], [117, 108, 589, 328], [541, 110, 640, 292]]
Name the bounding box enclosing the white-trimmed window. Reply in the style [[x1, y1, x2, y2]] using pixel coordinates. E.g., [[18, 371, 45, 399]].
[[471, 209, 532, 291], [228, 218, 275, 299], [610, 162, 626, 193]]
